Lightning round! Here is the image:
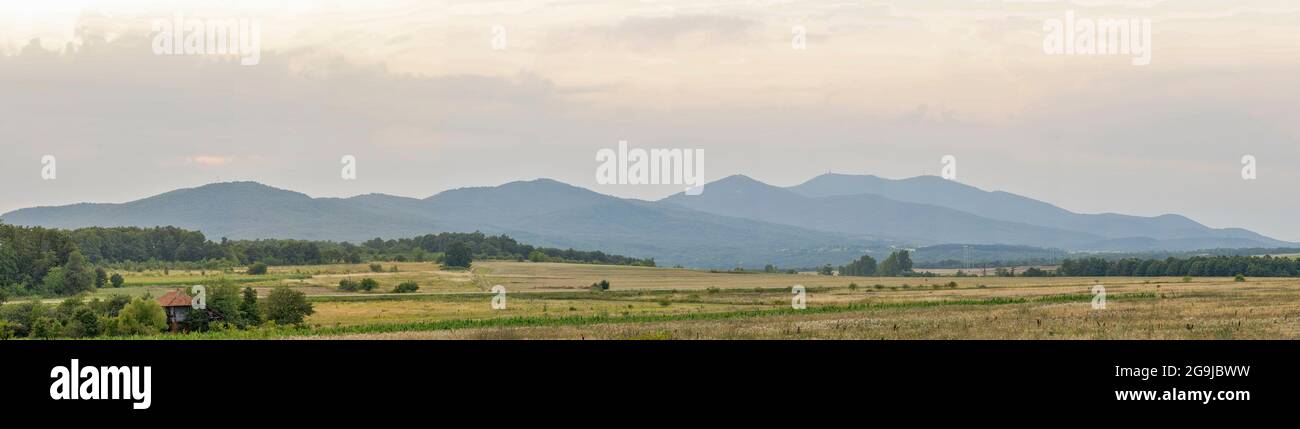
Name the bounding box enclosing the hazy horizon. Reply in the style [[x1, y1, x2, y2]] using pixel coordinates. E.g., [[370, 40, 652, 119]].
[[3, 1, 1298, 240]]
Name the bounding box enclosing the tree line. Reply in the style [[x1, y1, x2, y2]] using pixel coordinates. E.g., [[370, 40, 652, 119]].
[[835, 250, 914, 277], [1056, 255, 1300, 277], [0, 222, 653, 297]]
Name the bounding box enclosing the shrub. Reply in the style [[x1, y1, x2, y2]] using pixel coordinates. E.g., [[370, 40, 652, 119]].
[[590, 280, 610, 291], [113, 298, 167, 336], [393, 282, 419, 293], [110, 273, 125, 288], [1234, 274, 1246, 282], [264, 288, 314, 326], [338, 279, 359, 292], [369, 263, 384, 273], [247, 263, 269, 275]]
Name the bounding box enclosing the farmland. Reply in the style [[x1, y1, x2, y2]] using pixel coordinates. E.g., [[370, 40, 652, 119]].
[[19, 261, 1299, 340]]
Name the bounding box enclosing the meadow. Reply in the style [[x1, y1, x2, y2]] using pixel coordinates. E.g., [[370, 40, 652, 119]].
[[38, 260, 1299, 340]]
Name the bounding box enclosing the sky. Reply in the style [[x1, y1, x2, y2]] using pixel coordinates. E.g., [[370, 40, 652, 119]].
[[1, 0, 1298, 240]]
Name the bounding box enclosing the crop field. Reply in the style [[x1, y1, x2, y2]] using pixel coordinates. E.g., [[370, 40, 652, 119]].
[[36, 260, 1298, 340]]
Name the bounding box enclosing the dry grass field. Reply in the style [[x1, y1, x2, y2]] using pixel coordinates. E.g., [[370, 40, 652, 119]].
[[32, 261, 1300, 339]]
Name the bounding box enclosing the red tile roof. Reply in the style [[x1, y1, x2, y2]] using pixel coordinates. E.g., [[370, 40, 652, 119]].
[[157, 289, 193, 307]]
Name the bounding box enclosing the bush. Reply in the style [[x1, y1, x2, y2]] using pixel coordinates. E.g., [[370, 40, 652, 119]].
[[1235, 274, 1246, 282], [247, 263, 269, 275], [338, 279, 359, 292], [264, 288, 314, 326], [369, 263, 383, 273], [112, 298, 168, 336], [393, 282, 419, 293], [590, 279, 610, 291], [110, 273, 125, 288], [359, 278, 379, 292]]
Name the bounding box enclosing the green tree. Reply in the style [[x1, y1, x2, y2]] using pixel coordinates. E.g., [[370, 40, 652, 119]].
[[206, 281, 245, 327], [0, 241, 19, 288], [818, 264, 834, 276], [264, 288, 314, 326], [109, 273, 125, 288], [42, 267, 66, 295], [94, 267, 108, 288], [239, 287, 262, 326], [878, 251, 914, 276], [61, 249, 95, 295], [839, 254, 877, 276], [443, 241, 473, 268], [113, 297, 168, 335], [359, 278, 379, 292]]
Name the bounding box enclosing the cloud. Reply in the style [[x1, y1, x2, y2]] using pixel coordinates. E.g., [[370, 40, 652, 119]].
[[187, 156, 235, 166]]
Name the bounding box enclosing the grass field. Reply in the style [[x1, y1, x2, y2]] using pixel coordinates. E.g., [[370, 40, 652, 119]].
[[39, 260, 1300, 340]]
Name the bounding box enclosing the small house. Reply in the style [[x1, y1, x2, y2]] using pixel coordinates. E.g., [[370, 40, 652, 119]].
[[156, 289, 193, 332]]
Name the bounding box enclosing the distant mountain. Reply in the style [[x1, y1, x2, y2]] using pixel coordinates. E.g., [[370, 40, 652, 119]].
[[1, 180, 872, 269], [659, 175, 1103, 248], [4, 174, 1291, 268], [784, 173, 1291, 250]]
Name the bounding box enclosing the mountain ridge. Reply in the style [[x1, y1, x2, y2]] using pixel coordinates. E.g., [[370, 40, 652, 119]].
[[3, 175, 1291, 267]]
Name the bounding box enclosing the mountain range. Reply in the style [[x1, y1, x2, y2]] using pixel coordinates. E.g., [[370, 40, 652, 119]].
[[4, 173, 1291, 268]]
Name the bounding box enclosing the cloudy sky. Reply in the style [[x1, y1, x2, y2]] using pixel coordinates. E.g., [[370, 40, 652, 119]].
[[2, 0, 1298, 240]]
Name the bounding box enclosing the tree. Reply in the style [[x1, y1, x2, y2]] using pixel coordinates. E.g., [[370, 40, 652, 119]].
[[818, 264, 834, 276], [94, 267, 108, 288], [43, 267, 67, 294], [113, 297, 167, 335], [878, 251, 914, 276], [443, 241, 473, 268], [61, 250, 95, 295], [359, 278, 379, 292], [181, 308, 210, 332], [109, 273, 125, 288], [0, 241, 19, 288], [246, 262, 268, 275], [338, 279, 359, 292], [393, 282, 419, 293], [240, 287, 262, 326], [264, 288, 314, 326], [839, 254, 877, 276], [206, 281, 245, 327]]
